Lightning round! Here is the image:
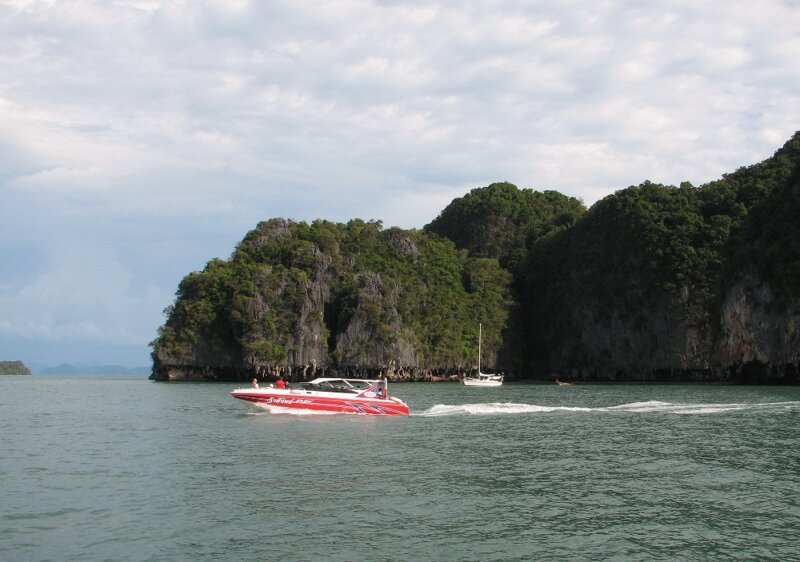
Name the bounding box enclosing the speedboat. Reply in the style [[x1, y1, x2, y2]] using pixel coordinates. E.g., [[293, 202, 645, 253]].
[[231, 377, 410, 415], [462, 372, 504, 387]]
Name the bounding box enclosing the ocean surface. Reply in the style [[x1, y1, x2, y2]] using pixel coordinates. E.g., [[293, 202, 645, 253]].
[[2, 376, 799, 562]]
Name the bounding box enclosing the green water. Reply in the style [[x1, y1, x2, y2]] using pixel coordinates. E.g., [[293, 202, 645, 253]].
[[2, 377, 799, 561]]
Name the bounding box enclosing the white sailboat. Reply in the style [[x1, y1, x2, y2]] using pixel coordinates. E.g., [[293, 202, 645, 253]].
[[462, 323, 503, 387]]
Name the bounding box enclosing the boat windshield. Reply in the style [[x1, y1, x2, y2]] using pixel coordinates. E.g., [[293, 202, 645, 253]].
[[301, 379, 376, 393], [299, 378, 389, 397]]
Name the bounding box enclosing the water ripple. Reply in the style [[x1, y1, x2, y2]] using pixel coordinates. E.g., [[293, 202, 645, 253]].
[[2, 377, 799, 562], [417, 399, 800, 416]]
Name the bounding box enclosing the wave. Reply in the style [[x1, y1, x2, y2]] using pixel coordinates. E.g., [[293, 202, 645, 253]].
[[415, 400, 800, 417], [418, 403, 594, 416]]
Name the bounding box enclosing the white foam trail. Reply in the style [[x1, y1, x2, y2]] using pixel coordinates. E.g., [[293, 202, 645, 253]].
[[602, 400, 673, 412], [674, 406, 747, 415], [416, 401, 800, 417], [668, 401, 800, 415], [418, 402, 593, 416], [602, 401, 800, 414]]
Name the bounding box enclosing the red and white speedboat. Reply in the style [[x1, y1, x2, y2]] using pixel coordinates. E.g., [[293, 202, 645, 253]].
[[231, 377, 410, 416]]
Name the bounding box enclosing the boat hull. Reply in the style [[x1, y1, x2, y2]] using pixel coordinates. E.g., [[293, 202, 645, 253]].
[[231, 388, 410, 415], [462, 379, 503, 387]]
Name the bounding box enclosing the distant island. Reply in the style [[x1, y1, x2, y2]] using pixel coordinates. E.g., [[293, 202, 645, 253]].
[[0, 360, 32, 376]]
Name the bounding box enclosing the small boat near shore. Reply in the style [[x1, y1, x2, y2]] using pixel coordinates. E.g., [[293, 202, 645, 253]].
[[231, 377, 410, 415], [462, 323, 503, 387], [462, 372, 504, 387]]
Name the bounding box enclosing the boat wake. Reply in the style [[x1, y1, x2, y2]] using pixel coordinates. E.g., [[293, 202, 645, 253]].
[[416, 400, 800, 417], [601, 400, 800, 414], [418, 403, 591, 416]]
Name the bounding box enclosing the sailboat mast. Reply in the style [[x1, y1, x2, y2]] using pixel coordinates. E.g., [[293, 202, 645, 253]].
[[478, 323, 482, 374]]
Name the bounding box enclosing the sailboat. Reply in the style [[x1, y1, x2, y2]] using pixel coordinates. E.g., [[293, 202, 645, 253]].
[[462, 323, 503, 387]]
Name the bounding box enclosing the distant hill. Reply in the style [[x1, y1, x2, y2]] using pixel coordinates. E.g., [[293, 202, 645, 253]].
[[0, 360, 32, 375], [38, 364, 151, 376]]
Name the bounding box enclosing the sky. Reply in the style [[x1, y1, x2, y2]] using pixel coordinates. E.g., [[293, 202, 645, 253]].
[[1, 0, 799, 369]]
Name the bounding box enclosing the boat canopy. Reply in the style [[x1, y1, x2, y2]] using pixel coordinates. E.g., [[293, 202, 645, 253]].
[[300, 378, 387, 396]]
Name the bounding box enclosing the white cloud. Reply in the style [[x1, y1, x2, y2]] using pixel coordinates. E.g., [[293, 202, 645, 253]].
[[1, 0, 799, 365], [0, 241, 164, 344]]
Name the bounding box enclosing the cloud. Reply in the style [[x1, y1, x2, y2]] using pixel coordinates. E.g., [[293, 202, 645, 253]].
[[1, 0, 799, 365], [0, 240, 162, 343]]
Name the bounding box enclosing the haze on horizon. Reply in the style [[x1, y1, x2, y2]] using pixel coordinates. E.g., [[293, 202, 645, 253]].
[[1, 0, 799, 368]]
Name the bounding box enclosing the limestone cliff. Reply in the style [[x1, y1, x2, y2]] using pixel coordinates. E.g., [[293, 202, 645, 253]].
[[717, 270, 800, 382], [519, 133, 800, 383], [151, 219, 511, 381], [152, 133, 800, 384]]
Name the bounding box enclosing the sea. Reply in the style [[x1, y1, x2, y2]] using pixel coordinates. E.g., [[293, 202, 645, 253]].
[[2, 376, 799, 562]]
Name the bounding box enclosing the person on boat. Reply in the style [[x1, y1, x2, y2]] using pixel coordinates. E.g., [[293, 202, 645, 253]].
[[251, 378, 259, 389], [275, 376, 287, 389]]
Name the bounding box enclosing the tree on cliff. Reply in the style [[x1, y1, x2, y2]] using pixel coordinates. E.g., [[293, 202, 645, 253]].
[[519, 131, 800, 381], [152, 132, 800, 383], [424, 182, 586, 272], [716, 131, 800, 304], [151, 219, 512, 379]]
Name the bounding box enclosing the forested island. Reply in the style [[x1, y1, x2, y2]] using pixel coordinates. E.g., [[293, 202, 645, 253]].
[[151, 132, 800, 384], [0, 360, 32, 376]]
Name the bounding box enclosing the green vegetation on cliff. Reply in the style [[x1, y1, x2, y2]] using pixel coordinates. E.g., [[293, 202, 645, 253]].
[[425, 182, 586, 272], [0, 360, 32, 375], [153, 132, 800, 382], [716, 134, 800, 303], [152, 219, 512, 375], [519, 132, 800, 379]]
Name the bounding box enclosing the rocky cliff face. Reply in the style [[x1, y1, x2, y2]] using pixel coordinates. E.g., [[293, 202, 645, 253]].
[[717, 270, 800, 382], [537, 279, 799, 384], [153, 135, 800, 384], [521, 134, 800, 384], [152, 218, 510, 382], [544, 293, 713, 382]]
